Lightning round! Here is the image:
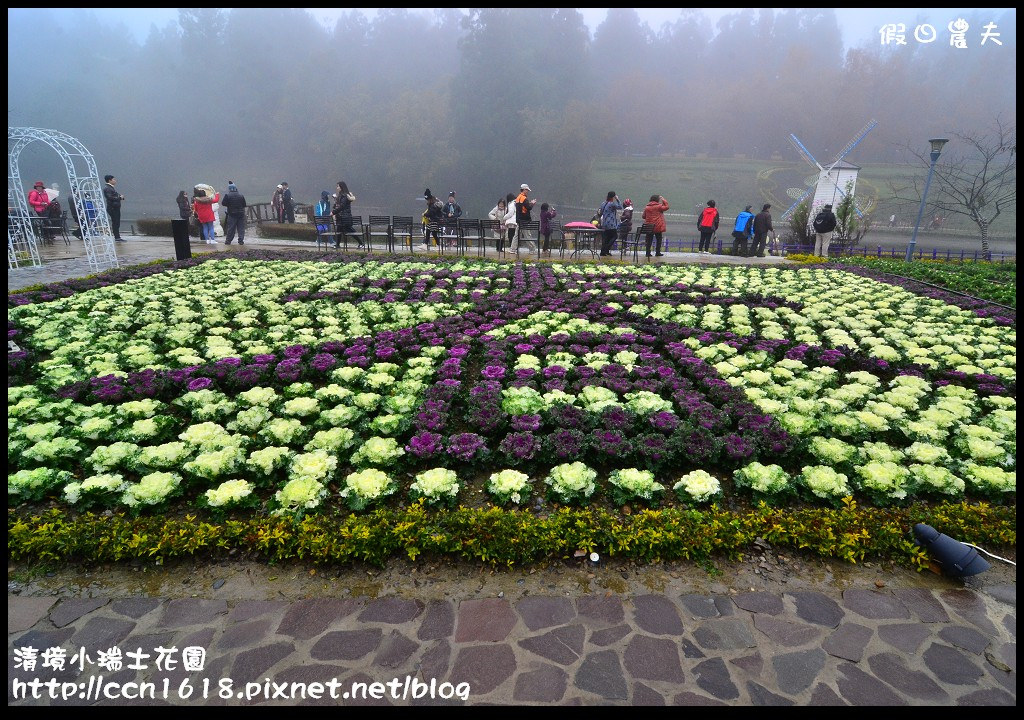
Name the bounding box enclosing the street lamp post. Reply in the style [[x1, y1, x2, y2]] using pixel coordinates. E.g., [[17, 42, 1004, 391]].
[[905, 137, 949, 262]]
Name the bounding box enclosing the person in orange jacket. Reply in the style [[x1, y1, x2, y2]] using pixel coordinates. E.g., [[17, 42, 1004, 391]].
[[642, 194, 670, 257]]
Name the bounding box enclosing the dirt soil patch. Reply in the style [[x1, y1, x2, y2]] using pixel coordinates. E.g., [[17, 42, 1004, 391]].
[[10, 541, 1015, 602]]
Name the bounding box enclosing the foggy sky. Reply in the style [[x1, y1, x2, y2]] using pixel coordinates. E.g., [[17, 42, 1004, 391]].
[[6, 7, 1016, 225]]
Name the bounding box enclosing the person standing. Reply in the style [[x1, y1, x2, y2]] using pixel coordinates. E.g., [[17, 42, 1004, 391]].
[[504, 192, 518, 249], [443, 191, 462, 237], [539, 202, 558, 254], [642, 194, 670, 257], [697, 199, 720, 254], [597, 191, 622, 257], [488, 196, 510, 253], [888, 213, 897, 227], [812, 203, 838, 258], [616, 199, 633, 253], [193, 187, 218, 244], [272, 184, 284, 223], [175, 190, 191, 220], [731, 205, 755, 257], [420, 188, 444, 251], [221, 183, 247, 245], [332, 181, 362, 249], [512, 183, 537, 252], [281, 182, 295, 223], [751, 203, 776, 258], [103, 174, 125, 241]]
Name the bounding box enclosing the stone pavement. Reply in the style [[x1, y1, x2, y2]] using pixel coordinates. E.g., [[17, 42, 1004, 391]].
[[7, 567, 1016, 706], [7, 233, 791, 293]]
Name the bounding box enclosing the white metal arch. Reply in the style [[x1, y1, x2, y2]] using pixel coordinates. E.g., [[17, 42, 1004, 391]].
[[8, 126, 119, 270]]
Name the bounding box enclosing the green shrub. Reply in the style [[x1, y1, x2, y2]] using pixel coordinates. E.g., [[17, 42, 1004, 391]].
[[257, 222, 318, 242], [136, 217, 216, 238], [8, 500, 1014, 568], [136, 218, 179, 236]]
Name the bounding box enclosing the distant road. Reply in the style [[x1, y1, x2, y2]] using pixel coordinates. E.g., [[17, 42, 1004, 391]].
[[849, 229, 1015, 257]]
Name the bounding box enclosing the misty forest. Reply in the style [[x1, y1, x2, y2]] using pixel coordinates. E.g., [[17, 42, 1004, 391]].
[[7, 7, 1017, 222]]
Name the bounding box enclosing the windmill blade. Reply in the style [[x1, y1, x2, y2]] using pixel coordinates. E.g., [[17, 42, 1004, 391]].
[[827, 118, 878, 169], [781, 186, 814, 220], [788, 134, 824, 171]]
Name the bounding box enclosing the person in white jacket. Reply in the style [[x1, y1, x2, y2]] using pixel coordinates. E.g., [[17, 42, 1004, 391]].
[[501, 192, 518, 253], [487, 196, 508, 252]]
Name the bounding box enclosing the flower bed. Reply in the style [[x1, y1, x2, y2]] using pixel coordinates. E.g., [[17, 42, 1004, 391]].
[[8, 254, 1016, 563]]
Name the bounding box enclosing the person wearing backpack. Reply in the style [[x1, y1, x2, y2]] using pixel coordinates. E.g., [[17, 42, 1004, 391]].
[[419, 188, 444, 251], [697, 199, 720, 254], [731, 205, 755, 257], [812, 203, 838, 258]]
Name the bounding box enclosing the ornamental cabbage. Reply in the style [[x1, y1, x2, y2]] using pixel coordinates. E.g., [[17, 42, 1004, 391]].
[[486, 469, 532, 505], [672, 469, 721, 504], [608, 468, 664, 505], [409, 467, 461, 506], [204, 479, 255, 507], [340, 468, 398, 511], [798, 466, 852, 500], [544, 462, 598, 505]]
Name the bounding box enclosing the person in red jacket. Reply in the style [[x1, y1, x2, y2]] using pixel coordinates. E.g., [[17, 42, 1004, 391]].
[[697, 199, 720, 254], [28, 181, 50, 215], [193, 187, 220, 244], [642, 194, 670, 257]]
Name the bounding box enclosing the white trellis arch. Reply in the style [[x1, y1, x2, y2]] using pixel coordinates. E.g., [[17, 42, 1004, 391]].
[[8, 126, 119, 270]]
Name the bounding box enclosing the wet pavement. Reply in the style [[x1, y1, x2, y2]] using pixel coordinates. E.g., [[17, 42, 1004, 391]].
[[6, 569, 1016, 706]]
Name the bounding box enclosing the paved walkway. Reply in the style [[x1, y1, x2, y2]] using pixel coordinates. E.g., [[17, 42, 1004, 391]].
[[8, 233, 791, 293], [6, 573, 1016, 706]]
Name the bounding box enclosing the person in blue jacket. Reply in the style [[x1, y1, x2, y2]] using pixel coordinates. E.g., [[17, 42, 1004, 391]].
[[731, 205, 755, 257]]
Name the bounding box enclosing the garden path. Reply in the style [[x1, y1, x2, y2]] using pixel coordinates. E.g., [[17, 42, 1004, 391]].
[[7, 553, 1016, 706]]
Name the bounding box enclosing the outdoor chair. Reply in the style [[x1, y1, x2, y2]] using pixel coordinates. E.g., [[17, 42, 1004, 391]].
[[438, 220, 460, 253], [391, 216, 415, 254], [314, 214, 340, 250], [623, 223, 655, 263], [457, 219, 483, 256], [338, 215, 364, 251], [39, 212, 72, 246], [481, 219, 504, 258], [423, 222, 444, 253], [515, 220, 540, 258], [364, 215, 392, 253]]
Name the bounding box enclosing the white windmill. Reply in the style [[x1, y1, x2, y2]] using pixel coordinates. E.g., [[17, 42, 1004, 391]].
[[781, 119, 878, 220]]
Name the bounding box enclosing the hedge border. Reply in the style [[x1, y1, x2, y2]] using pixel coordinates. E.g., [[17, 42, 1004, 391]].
[[8, 501, 1014, 569]]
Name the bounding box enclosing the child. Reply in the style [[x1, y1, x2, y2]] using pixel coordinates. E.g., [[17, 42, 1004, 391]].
[[539, 202, 557, 254]]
